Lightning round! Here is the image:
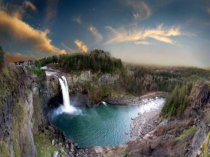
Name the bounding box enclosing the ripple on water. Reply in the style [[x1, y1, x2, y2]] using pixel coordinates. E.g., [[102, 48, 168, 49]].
[[50, 98, 165, 148]]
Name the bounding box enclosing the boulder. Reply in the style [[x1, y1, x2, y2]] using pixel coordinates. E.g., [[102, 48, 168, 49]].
[[53, 151, 59, 157]]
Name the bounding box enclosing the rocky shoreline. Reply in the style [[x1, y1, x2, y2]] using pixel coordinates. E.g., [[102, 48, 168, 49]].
[[130, 107, 162, 139], [104, 91, 167, 106], [46, 93, 167, 157]]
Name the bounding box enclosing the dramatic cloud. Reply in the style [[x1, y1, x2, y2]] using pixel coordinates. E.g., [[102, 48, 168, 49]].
[[5, 53, 35, 62], [0, 10, 66, 55], [2, 1, 36, 19], [74, 40, 89, 53], [127, 0, 151, 20], [106, 25, 182, 44], [88, 25, 103, 41], [23, 1, 37, 11]]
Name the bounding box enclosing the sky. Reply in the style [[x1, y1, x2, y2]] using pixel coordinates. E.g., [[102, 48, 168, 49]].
[[0, 0, 210, 67]]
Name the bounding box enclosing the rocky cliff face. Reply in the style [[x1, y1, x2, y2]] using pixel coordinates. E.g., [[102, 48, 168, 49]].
[[45, 70, 121, 107], [0, 66, 62, 157], [0, 66, 36, 157]]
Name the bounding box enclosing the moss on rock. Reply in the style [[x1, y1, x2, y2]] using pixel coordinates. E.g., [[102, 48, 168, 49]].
[[0, 141, 9, 157], [176, 127, 197, 141], [13, 139, 20, 157], [34, 133, 61, 157], [202, 132, 210, 157]]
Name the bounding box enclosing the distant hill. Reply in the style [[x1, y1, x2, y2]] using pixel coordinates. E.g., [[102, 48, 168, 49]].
[[35, 49, 123, 74]]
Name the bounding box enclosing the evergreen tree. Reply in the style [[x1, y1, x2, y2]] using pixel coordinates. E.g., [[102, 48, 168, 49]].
[[0, 46, 4, 69]]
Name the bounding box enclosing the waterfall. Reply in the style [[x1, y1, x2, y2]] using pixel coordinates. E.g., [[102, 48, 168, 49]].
[[58, 76, 77, 113]]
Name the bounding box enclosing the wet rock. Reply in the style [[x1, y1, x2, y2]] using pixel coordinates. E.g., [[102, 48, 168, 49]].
[[70, 143, 74, 152], [52, 139, 55, 146], [53, 151, 59, 157], [65, 143, 69, 149], [61, 147, 65, 153]]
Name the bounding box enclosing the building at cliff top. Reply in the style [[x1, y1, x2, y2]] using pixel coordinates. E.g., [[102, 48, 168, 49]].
[[15, 60, 35, 67]]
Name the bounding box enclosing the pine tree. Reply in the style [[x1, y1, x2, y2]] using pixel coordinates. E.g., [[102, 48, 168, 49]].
[[0, 46, 4, 69]]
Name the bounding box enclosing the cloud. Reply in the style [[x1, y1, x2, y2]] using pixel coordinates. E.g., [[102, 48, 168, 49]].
[[134, 40, 150, 45], [0, 10, 66, 55], [44, 0, 59, 25], [73, 16, 82, 25], [1, 1, 36, 19], [127, 0, 151, 20], [106, 24, 182, 44], [88, 25, 103, 41], [5, 53, 35, 62], [74, 40, 89, 53], [61, 43, 77, 53], [23, 1, 37, 11], [207, 7, 210, 14]]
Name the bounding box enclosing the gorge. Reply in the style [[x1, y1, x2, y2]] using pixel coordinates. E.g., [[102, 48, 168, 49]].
[[1, 51, 210, 157], [51, 75, 165, 148], [1, 0, 210, 156]]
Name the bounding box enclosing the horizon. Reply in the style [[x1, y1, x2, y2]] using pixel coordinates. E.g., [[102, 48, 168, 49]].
[[7, 51, 210, 70], [1, 0, 210, 68]]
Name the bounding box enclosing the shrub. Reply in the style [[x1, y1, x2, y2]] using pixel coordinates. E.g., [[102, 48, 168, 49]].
[[2, 67, 10, 77], [176, 127, 197, 141], [202, 132, 210, 157], [31, 67, 44, 76], [34, 133, 60, 157], [161, 81, 194, 117]]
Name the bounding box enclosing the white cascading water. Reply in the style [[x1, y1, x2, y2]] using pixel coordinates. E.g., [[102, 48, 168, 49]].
[[58, 76, 77, 113]]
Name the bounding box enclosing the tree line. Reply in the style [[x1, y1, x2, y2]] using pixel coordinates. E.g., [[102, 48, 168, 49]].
[[161, 81, 194, 117], [36, 49, 123, 74], [0, 46, 4, 69]]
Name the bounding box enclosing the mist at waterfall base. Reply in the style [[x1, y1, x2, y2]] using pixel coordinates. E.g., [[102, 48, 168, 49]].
[[49, 77, 165, 147], [54, 76, 80, 115]]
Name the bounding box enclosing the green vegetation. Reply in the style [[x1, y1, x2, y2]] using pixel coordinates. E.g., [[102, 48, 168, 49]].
[[0, 46, 4, 69], [13, 139, 20, 157], [176, 127, 197, 141], [121, 65, 210, 96], [34, 133, 61, 157], [0, 67, 18, 109], [35, 49, 210, 97], [12, 101, 25, 157], [36, 49, 123, 74], [83, 82, 122, 103], [2, 67, 10, 77], [31, 67, 44, 76], [13, 102, 25, 130], [161, 81, 194, 117], [0, 141, 9, 157], [202, 132, 210, 157]]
